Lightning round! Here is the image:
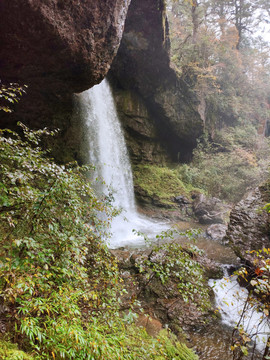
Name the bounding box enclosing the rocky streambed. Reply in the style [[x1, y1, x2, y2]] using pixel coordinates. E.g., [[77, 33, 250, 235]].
[[111, 182, 269, 359], [111, 226, 238, 359]]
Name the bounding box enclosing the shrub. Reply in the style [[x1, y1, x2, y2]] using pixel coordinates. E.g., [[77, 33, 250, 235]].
[[176, 127, 269, 203], [0, 124, 199, 359]]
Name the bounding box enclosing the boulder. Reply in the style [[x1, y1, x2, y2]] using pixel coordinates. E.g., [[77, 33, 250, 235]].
[[0, 0, 130, 93], [192, 194, 231, 224], [112, 246, 214, 334], [136, 314, 163, 337], [225, 185, 270, 262], [206, 224, 228, 242], [0, 0, 131, 163]]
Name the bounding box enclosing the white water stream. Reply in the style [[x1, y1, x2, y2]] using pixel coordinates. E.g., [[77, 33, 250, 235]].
[[209, 267, 270, 353], [78, 79, 166, 248]]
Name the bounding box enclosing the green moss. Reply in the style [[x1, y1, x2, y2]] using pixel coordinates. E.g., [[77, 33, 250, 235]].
[[0, 340, 34, 360], [133, 164, 201, 207]]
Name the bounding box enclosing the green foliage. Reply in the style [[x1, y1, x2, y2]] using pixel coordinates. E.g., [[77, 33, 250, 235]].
[[0, 123, 119, 357], [135, 229, 210, 313], [232, 248, 270, 360], [0, 124, 200, 359], [167, 0, 270, 132], [134, 127, 269, 205], [0, 340, 33, 360], [155, 330, 199, 360], [176, 127, 269, 203], [133, 164, 202, 207], [0, 83, 27, 113]]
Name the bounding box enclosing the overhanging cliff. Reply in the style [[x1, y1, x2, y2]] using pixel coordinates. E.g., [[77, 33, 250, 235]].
[[0, 0, 203, 164], [0, 0, 131, 162], [0, 0, 130, 93]]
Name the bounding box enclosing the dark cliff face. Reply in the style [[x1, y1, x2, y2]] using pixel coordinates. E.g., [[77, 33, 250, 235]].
[[0, 0, 130, 93], [109, 0, 203, 162], [226, 183, 270, 263], [111, 87, 171, 165], [0, 0, 202, 164]]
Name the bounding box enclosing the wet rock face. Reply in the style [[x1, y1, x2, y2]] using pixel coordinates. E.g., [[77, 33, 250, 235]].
[[111, 88, 170, 164], [206, 224, 228, 243], [226, 186, 270, 261], [109, 0, 203, 161], [0, 0, 130, 93]]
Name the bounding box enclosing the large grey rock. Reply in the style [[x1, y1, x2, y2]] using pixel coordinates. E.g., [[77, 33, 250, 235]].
[[206, 224, 228, 242], [226, 186, 270, 261], [193, 194, 231, 225]]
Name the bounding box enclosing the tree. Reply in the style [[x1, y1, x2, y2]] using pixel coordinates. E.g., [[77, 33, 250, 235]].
[[167, 0, 270, 133]]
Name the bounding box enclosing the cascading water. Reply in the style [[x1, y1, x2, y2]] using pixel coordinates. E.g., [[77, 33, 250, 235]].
[[78, 79, 165, 248], [209, 266, 270, 353]]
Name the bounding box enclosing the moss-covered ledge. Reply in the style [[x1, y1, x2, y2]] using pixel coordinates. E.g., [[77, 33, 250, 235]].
[[133, 164, 201, 208]]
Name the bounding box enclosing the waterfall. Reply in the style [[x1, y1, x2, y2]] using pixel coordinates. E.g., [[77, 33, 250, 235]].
[[79, 79, 135, 212], [209, 266, 270, 353], [78, 79, 165, 248]]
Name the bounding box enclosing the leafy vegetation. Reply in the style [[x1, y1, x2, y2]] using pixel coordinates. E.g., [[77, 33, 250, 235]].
[[166, 0, 270, 204], [133, 126, 269, 204], [0, 124, 200, 359], [0, 83, 27, 113], [168, 0, 270, 134], [231, 248, 270, 360], [0, 340, 33, 360], [135, 229, 211, 313], [176, 126, 269, 203]]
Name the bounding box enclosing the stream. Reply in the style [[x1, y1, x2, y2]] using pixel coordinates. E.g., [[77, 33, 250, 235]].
[[78, 79, 269, 359]]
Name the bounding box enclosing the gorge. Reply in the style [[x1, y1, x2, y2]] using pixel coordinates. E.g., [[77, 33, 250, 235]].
[[0, 0, 269, 359]]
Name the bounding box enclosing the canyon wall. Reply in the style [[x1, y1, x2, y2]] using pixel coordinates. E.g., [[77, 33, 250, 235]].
[[0, 0, 131, 162], [109, 0, 203, 162]]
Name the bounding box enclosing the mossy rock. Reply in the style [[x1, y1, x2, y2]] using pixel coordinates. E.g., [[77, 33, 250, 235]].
[[133, 164, 199, 208], [0, 340, 33, 360]]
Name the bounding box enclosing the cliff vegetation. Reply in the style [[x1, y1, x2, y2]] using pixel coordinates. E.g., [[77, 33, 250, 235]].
[[0, 124, 200, 359]]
